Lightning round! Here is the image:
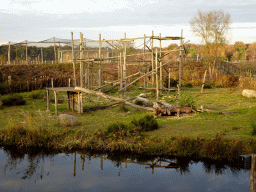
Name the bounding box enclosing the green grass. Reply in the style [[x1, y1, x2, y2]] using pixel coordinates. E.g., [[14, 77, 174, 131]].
[[1, 87, 256, 159]]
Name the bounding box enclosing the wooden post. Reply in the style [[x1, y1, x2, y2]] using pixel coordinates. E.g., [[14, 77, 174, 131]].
[[26, 40, 28, 64], [71, 32, 76, 86], [168, 68, 171, 94], [8, 41, 11, 64], [99, 34, 102, 91], [179, 29, 183, 95], [80, 92, 83, 113], [144, 34, 146, 93], [41, 48, 43, 64], [159, 33, 162, 94], [201, 70, 207, 93], [46, 90, 50, 111], [53, 37, 56, 63], [250, 154, 256, 191], [69, 78, 71, 87], [123, 33, 127, 97], [80, 32, 83, 87], [78, 92, 81, 113], [51, 78, 54, 88], [119, 53, 123, 97], [87, 63, 91, 102], [54, 91, 58, 116], [151, 31, 154, 85], [156, 49, 159, 101]]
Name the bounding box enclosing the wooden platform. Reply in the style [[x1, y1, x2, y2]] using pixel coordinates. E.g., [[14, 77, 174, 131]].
[[46, 87, 83, 116]]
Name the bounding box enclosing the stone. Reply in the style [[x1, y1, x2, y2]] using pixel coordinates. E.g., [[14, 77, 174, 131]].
[[57, 114, 79, 126], [242, 89, 256, 98], [133, 96, 153, 107]]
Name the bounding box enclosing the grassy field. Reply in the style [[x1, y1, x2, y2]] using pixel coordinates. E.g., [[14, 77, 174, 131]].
[[0, 86, 256, 159]]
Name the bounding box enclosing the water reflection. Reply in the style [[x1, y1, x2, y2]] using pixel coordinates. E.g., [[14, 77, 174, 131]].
[[0, 146, 251, 191]]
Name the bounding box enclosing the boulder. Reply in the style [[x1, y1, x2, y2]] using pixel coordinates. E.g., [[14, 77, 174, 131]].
[[57, 114, 79, 126], [133, 96, 153, 107], [242, 89, 256, 98]]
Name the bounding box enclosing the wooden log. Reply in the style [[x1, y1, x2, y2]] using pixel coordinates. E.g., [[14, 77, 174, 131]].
[[74, 87, 154, 111], [197, 108, 238, 114]]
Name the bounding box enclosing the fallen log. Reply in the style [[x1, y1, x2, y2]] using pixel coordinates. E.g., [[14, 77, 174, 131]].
[[83, 97, 136, 112], [75, 87, 154, 111], [197, 108, 238, 114], [153, 100, 192, 116]]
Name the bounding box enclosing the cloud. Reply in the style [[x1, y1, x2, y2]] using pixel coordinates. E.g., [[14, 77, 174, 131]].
[[1, 0, 158, 14]]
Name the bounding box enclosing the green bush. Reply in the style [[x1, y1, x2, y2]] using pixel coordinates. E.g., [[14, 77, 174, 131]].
[[204, 84, 212, 89], [178, 93, 195, 108], [131, 115, 158, 132], [106, 122, 128, 133], [2, 94, 26, 106], [215, 85, 222, 88], [184, 83, 193, 88], [30, 91, 44, 99]]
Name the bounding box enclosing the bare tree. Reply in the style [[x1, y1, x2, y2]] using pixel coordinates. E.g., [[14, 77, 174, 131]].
[[190, 10, 231, 45], [190, 10, 231, 65]]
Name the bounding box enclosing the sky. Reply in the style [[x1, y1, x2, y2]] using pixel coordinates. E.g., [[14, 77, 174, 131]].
[[1, 0, 256, 47]]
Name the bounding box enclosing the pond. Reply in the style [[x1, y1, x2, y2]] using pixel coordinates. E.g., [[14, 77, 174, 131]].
[[0, 146, 253, 192]]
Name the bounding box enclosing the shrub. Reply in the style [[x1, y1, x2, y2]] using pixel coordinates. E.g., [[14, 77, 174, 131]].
[[215, 85, 222, 88], [204, 84, 212, 89], [106, 122, 128, 134], [184, 83, 193, 88], [178, 93, 195, 108], [222, 75, 239, 88], [2, 94, 26, 106], [131, 115, 158, 132], [30, 91, 44, 99]]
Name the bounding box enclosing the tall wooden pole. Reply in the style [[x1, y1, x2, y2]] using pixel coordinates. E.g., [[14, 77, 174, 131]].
[[159, 33, 162, 94], [8, 41, 11, 64], [26, 40, 28, 64], [156, 49, 159, 101], [99, 34, 102, 92], [41, 48, 43, 64], [53, 37, 56, 63], [71, 32, 76, 86], [123, 33, 127, 97], [178, 29, 183, 95], [119, 52, 123, 98], [143, 34, 146, 93], [80, 32, 83, 87], [151, 31, 154, 85]]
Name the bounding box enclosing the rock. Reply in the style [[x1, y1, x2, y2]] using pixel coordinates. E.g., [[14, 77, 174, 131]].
[[133, 97, 153, 107], [57, 114, 79, 126], [242, 89, 256, 98]]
